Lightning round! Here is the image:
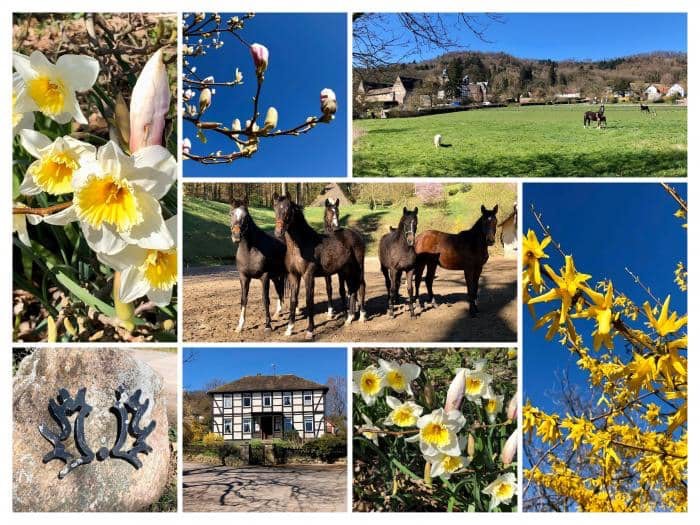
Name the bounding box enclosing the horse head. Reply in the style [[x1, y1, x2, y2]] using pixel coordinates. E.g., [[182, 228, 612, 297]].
[[273, 192, 296, 238], [230, 198, 249, 243], [480, 204, 499, 246], [324, 198, 341, 232], [399, 206, 418, 246]]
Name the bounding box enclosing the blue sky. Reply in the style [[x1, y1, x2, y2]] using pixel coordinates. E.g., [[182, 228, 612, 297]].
[[183, 347, 347, 391], [523, 183, 687, 414], [368, 13, 687, 63], [184, 13, 347, 178]]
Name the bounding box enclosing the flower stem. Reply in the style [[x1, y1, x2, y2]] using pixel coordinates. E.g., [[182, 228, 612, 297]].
[[12, 201, 72, 216]]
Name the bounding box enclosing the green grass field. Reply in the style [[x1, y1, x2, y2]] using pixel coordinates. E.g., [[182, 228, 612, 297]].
[[353, 104, 687, 177], [183, 184, 515, 266]]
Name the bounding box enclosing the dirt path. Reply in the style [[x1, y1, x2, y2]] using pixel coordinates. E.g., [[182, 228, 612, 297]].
[[183, 256, 516, 343], [182, 462, 347, 512]]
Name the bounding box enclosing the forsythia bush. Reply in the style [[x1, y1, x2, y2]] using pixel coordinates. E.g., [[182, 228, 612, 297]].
[[353, 348, 517, 512], [202, 432, 224, 445], [522, 189, 687, 512]]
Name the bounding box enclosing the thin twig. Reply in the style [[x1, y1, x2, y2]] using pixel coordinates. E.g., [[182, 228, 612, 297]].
[[13, 201, 72, 216]]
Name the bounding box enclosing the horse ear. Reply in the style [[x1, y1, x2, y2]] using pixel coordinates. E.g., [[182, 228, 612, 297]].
[[481, 204, 487, 214], [403, 206, 408, 214], [285, 191, 291, 200], [232, 199, 240, 208], [242, 196, 248, 208], [493, 204, 499, 214], [325, 198, 331, 206], [335, 198, 340, 207], [272, 192, 279, 201], [413, 207, 418, 215]]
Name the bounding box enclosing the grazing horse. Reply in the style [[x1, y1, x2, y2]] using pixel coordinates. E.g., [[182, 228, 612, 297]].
[[584, 104, 605, 128], [323, 198, 367, 322], [640, 103, 650, 113], [230, 199, 286, 334], [414, 204, 498, 317], [379, 207, 419, 318], [273, 193, 362, 340]]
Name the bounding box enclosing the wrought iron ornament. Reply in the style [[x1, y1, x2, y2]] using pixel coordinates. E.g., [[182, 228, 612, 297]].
[[38, 387, 156, 478]]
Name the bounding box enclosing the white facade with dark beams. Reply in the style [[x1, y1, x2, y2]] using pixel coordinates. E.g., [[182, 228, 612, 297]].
[[209, 374, 328, 441]]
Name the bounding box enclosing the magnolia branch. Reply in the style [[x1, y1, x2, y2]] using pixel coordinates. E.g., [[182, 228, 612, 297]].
[[13, 201, 72, 216]]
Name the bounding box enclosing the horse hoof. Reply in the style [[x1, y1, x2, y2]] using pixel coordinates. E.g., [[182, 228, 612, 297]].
[[305, 331, 314, 341], [285, 325, 294, 337], [430, 299, 438, 308], [235, 326, 243, 334], [326, 308, 334, 320], [359, 311, 367, 323], [263, 327, 272, 335], [344, 316, 353, 326]]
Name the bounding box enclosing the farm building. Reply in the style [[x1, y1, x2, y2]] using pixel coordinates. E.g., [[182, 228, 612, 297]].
[[458, 75, 489, 104], [668, 83, 686, 98], [209, 374, 328, 441], [356, 76, 423, 107], [645, 84, 670, 101]]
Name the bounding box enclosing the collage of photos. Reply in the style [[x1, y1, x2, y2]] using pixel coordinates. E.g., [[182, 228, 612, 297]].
[[8, 8, 688, 518]]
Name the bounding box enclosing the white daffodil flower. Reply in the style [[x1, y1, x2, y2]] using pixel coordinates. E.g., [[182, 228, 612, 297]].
[[384, 396, 423, 428], [44, 141, 176, 255], [482, 472, 517, 511], [378, 358, 421, 396], [13, 50, 99, 125], [13, 73, 35, 135], [406, 408, 466, 457], [483, 388, 504, 424], [457, 360, 493, 405], [352, 365, 385, 406], [19, 129, 96, 196], [97, 216, 177, 306], [355, 414, 383, 446], [425, 436, 470, 479], [12, 203, 42, 247]]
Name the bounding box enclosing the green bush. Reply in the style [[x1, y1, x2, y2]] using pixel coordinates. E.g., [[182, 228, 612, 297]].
[[218, 442, 241, 464], [282, 429, 302, 443], [301, 435, 346, 463]]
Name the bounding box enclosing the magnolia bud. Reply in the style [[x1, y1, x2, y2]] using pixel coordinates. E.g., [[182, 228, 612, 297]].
[[320, 88, 337, 122], [506, 393, 517, 421], [501, 430, 517, 465], [182, 137, 191, 156], [199, 88, 212, 116], [129, 49, 170, 153], [444, 369, 466, 412], [263, 107, 278, 132], [250, 43, 269, 77]]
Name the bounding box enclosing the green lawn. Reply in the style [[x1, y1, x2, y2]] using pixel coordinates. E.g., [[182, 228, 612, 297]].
[[183, 184, 515, 267], [353, 104, 687, 177]]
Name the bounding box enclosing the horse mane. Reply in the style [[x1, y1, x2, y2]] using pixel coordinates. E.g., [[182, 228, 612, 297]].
[[290, 201, 322, 241]]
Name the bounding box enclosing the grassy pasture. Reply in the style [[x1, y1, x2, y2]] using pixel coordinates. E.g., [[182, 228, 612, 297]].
[[353, 104, 687, 177], [183, 183, 515, 267]]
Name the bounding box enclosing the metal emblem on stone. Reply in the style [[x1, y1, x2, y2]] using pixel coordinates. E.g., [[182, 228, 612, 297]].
[[38, 386, 156, 478]]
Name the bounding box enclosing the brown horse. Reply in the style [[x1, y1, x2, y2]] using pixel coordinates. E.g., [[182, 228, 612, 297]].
[[414, 204, 498, 317]]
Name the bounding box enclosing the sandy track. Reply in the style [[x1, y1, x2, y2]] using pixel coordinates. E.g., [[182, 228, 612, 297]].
[[183, 256, 516, 343]]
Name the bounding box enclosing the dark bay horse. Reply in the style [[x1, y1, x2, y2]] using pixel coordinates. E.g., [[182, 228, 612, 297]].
[[230, 199, 286, 334], [414, 204, 498, 317], [323, 198, 367, 322], [584, 104, 605, 128], [379, 207, 419, 318], [273, 193, 362, 340]]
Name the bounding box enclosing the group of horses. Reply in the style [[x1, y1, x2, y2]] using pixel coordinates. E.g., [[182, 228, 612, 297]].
[[584, 103, 658, 129], [229, 194, 498, 340]]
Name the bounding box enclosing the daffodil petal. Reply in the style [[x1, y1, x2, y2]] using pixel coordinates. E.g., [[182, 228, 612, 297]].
[[82, 222, 128, 255], [56, 54, 99, 92], [119, 265, 151, 303], [42, 204, 78, 225], [97, 244, 146, 271], [121, 190, 173, 250], [148, 285, 173, 307], [130, 145, 177, 199], [19, 129, 52, 158]]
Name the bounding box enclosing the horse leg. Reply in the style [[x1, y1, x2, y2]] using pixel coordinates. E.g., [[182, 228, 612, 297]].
[[285, 272, 300, 336], [425, 262, 438, 307], [388, 269, 400, 318], [414, 257, 426, 309], [406, 268, 416, 318], [358, 275, 367, 322], [303, 269, 316, 340], [344, 272, 358, 326], [381, 265, 392, 315], [261, 273, 272, 334], [338, 274, 348, 315], [272, 275, 284, 319], [236, 274, 250, 333], [325, 276, 334, 319]]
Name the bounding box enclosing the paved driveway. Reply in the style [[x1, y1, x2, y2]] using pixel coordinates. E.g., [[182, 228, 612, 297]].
[[183, 461, 347, 512]]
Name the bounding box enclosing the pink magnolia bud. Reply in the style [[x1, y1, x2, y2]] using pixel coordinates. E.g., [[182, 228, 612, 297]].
[[501, 430, 517, 465], [129, 49, 170, 153], [444, 369, 466, 412], [182, 137, 191, 156], [250, 43, 269, 77], [506, 393, 517, 421]]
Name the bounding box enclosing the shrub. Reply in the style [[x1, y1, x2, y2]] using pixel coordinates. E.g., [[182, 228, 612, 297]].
[[282, 429, 302, 443], [301, 435, 346, 463], [218, 442, 241, 464], [202, 432, 223, 445]]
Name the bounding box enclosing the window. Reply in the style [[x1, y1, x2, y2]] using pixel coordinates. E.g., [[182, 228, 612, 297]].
[[243, 417, 251, 433], [283, 392, 291, 406], [274, 417, 281, 432], [263, 392, 272, 406], [223, 418, 232, 434], [303, 392, 313, 406], [243, 394, 251, 408], [223, 395, 232, 409], [304, 416, 314, 433], [284, 417, 294, 431]]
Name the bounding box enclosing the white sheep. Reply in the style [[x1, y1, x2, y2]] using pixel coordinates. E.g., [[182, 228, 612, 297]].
[[433, 134, 442, 148]]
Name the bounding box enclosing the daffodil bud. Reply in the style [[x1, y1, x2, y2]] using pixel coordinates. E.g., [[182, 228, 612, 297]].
[[263, 107, 278, 132], [129, 49, 170, 153], [506, 393, 517, 421], [199, 87, 212, 116], [467, 433, 475, 457], [501, 430, 517, 466], [444, 369, 466, 412], [250, 43, 269, 77], [320, 88, 337, 122]]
